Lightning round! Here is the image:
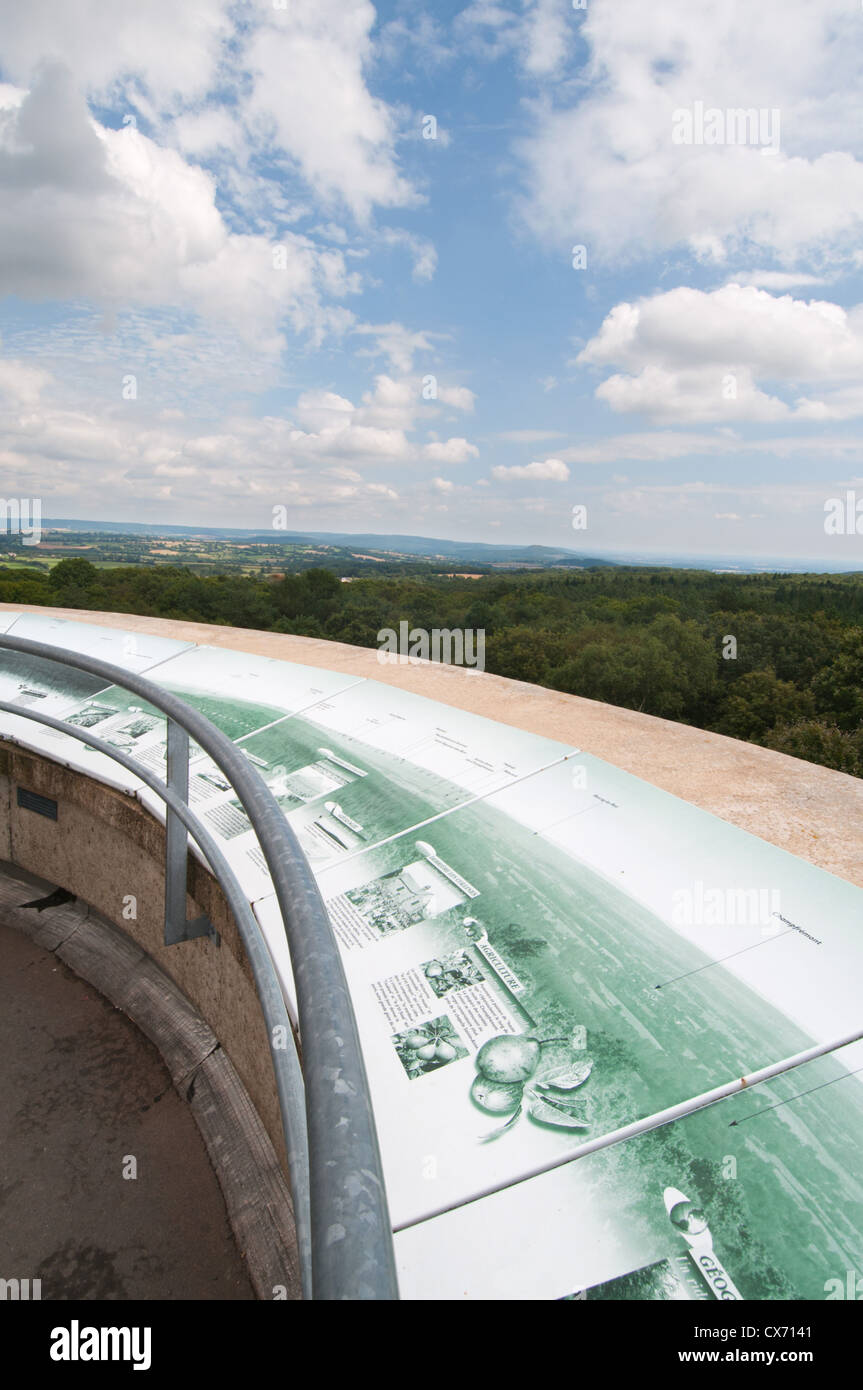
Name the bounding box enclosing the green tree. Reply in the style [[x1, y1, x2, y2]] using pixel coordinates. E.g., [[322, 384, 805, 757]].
[[548, 616, 716, 722], [485, 627, 570, 684], [49, 558, 98, 590], [764, 719, 863, 776], [810, 628, 863, 731], [715, 669, 815, 741]]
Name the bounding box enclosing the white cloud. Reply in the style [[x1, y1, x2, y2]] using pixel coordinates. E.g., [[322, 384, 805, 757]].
[[578, 284, 863, 423], [379, 228, 438, 282], [0, 0, 231, 106], [491, 457, 570, 480], [243, 0, 418, 220], [0, 389, 418, 519], [423, 437, 480, 464], [295, 390, 355, 433], [355, 376, 419, 431], [352, 322, 440, 375], [0, 1, 419, 223], [0, 357, 50, 406], [458, 0, 572, 78], [171, 108, 246, 160], [437, 384, 476, 412], [522, 0, 571, 77], [0, 65, 358, 349], [517, 0, 863, 267]]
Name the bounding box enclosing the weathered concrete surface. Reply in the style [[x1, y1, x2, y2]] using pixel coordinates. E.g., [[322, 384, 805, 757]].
[[0, 916, 254, 1300], [0, 860, 302, 1300], [2, 604, 860, 886]]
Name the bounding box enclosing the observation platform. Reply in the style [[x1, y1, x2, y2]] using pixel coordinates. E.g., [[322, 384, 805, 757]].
[[1, 603, 861, 1302]]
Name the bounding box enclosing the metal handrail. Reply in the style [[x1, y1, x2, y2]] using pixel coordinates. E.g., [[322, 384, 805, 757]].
[[0, 692, 314, 1293], [0, 634, 399, 1300]]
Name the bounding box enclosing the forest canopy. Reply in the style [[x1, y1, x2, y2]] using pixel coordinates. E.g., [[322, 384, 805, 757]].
[[3, 558, 862, 778]]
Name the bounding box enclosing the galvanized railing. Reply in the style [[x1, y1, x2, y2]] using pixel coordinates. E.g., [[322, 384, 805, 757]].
[[0, 634, 399, 1300]]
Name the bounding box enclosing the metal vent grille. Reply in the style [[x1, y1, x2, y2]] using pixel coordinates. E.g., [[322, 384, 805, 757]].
[[16, 787, 58, 820]]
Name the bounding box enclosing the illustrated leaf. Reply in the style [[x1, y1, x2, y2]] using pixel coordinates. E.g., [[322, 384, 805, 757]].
[[527, 1090, 590, 1130], [480, 1104, 522, 1143], [541, 1059, 593, 1091]]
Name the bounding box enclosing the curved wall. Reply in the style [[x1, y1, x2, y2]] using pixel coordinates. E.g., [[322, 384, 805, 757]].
[[0, 741, 289, 1175]]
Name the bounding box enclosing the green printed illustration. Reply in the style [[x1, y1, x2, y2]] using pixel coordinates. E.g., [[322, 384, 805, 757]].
[[393, 1016, 469, 1078], [471, 1038, 593, 1141], [422, 952, 485, 999]]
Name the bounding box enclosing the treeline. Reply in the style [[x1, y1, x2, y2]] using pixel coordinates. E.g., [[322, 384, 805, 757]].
[[3, 557, 863, 777]]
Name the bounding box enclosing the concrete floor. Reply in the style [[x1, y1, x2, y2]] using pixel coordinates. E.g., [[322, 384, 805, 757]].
[[0, 918, 254, 1300]]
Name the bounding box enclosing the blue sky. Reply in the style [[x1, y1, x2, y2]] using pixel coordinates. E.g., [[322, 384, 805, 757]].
[[2, 0, 863, 561]]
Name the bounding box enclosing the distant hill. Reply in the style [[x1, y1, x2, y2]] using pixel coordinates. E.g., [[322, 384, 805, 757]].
[[40, 520, 616, 568]]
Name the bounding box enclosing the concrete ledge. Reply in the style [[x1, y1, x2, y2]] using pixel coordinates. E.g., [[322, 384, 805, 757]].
[[0, 860, 302, 1301]]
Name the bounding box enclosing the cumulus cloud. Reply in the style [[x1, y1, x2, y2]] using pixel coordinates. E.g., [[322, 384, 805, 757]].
[[578, 284, 863, 423], [491, 457, 570, 480], [516, 0, 863, 267], [423, 437, 479, 464], [0, 0, 231, 107], [0, 65, 358, 349], [243, 0, 418, 221], [0, 1, 419, 223]]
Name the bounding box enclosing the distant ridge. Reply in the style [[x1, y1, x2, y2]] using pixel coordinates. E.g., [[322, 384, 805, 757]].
[[38, 520, 617, 568]]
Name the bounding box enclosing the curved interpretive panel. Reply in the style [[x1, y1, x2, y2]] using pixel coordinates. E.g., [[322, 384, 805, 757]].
[[1, 610, 862, 1301]]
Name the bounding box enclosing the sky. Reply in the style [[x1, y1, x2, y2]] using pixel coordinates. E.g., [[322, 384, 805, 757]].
[[1, 0, 863, 561]]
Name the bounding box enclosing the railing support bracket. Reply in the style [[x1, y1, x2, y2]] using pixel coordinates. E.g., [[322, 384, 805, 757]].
[[165, 718, 219, 948]]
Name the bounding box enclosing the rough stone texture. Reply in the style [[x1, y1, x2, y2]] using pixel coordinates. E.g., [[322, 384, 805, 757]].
[[2, 603, 860, 885]]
